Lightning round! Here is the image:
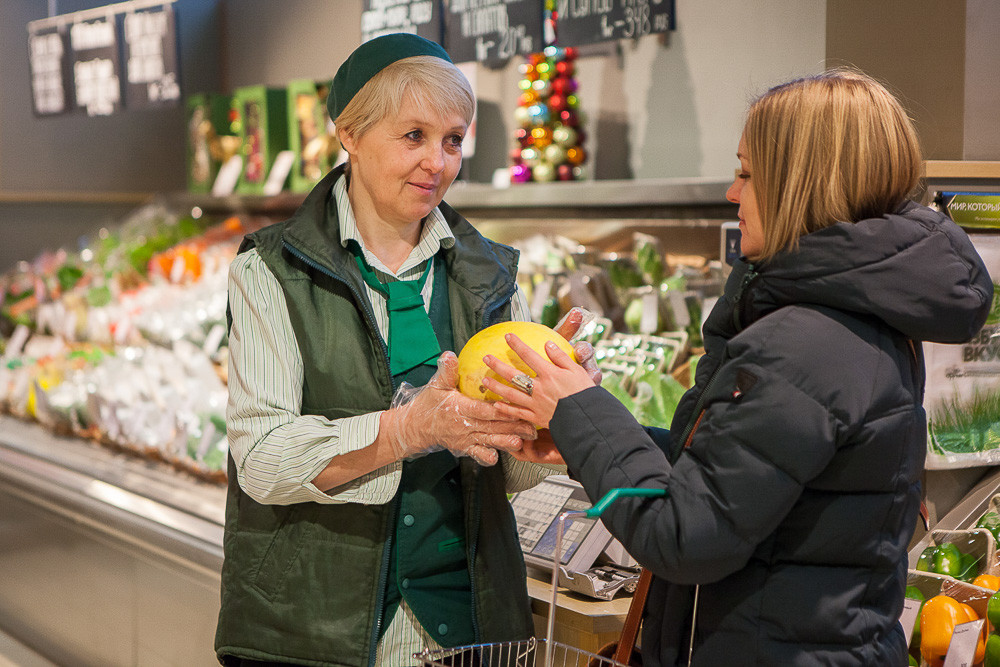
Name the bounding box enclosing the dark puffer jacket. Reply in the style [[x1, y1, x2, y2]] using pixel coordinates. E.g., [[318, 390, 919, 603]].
[[550, 201, 992, 666]]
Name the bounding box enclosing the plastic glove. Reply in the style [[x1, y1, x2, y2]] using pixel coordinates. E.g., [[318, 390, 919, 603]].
[[380, 351, 537, 466], [554, 307, 602, 386]]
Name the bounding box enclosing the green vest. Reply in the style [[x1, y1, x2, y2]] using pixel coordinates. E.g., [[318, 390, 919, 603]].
[[215, 165, 534, 667]]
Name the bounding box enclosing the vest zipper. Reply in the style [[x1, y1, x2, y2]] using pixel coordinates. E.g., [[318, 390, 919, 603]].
[[368, 495, 401, 667], [467, 468, 483, 643], [674, 264, 756, 456], [281, 240, 396, 390], [282, 239, 402, 665]]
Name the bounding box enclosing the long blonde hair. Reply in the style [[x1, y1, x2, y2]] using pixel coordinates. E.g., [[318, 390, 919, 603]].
[[743, 69, 922, 260], [335, 55, 475, 142]]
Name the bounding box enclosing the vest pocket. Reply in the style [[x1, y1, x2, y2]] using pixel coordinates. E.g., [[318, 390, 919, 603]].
[[250, 505, 314, 601]]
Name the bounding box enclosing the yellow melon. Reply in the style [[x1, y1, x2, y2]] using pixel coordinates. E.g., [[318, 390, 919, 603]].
[[457, 321, 576, 401]]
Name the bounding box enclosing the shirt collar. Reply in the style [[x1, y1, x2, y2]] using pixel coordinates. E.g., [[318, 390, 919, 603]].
[[333, 173, 455, 277]]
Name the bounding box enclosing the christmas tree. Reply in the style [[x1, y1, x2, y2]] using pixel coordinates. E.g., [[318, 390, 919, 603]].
[[510, 41, 587, 184]]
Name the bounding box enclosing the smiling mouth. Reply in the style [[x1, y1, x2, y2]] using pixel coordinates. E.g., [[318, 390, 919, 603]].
[[410, 182, 436, 192]]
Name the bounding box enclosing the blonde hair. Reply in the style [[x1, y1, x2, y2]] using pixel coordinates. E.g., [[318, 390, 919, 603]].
[[743, 68, 922, 260], [334, 55, 475, 141]]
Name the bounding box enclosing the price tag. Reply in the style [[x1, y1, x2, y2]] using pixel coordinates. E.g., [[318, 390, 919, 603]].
[[202, 324, 227, 357], [262, 150, 295, 196], [4, 325, 31, 359], [899, 597, 921, 648], [944, 618, 984, 667], [212, 155, 243, 197], [639, 291, 659, 334]]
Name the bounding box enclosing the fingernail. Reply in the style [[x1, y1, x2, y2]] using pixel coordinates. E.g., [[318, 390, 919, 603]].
[[483, 355, 493, 363]]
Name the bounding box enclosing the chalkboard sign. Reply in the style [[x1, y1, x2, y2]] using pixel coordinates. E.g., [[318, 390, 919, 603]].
[[554, 0, 675, 47], [123, 6, 181, 108], [444, 0, 543, 66], [28, 26, 73, 116], [69, 16, 122, 116], [361, 0, 443, 43]]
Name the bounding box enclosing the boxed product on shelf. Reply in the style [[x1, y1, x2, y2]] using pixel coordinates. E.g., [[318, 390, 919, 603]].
[[185, 92, 236, 193], [286, 78, 338, 193], [231, 85, 289, 195]]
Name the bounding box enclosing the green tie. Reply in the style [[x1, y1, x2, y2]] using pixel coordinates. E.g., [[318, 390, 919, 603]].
[[350, 244, 442, 376]]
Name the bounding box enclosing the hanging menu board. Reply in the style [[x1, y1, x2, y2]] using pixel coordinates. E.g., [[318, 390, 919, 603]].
[[28, 26, 73, 116], [554, 0, 675, 47], [444, 0, 543, 65], [361, 0, 443, 43], [69, 16, 122, 116], [123, 6, 180, 108]]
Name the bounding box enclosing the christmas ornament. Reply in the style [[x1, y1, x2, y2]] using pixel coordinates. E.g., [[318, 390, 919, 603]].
[[509, 36, 587, 184]]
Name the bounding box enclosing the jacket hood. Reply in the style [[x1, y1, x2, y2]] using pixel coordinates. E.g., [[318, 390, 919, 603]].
[[744, 201, 993, 343]]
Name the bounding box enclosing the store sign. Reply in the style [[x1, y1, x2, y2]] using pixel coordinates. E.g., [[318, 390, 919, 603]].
[[361, 0, 443, 44], [942, 192, 1000, 229], [123, 6, 180, 108], [554, 0, 675, 47], [70, 16, 121, 116], [445, 0, 543, 65], [28, 26, 73, 116]]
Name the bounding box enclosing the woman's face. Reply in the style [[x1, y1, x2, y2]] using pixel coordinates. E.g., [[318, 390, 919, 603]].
[[340, 95, 467, 229], [726, 133, 764, 260]]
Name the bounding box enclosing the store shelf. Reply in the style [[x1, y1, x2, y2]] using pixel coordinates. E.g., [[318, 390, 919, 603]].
[[165, 177, 735, 218]]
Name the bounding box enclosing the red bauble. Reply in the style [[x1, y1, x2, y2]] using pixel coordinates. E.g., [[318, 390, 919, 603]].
[[558, 109, 579, 126], [555, 60, 574, 77], [510, 147, 524, 162], [557, 164, 575, 181], [564, 47, 578, 60], [548, 93, 568, 113], [516, 128, 533, 147]]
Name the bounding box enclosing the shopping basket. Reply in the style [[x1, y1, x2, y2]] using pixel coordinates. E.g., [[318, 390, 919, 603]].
[[414, 487, 667, 667]]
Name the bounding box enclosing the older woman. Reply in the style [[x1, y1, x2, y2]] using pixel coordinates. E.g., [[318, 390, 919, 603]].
[[483, 69, 993, 666], [215, 33, 589, 667]]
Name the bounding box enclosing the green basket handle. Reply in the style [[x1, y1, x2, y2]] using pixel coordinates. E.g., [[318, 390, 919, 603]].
[[584, 487, 668, 518]]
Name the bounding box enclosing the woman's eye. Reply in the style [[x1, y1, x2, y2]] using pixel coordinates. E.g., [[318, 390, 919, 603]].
[[405, 130, 423, 142], [447, 134, 464, 148], [738, 172, 751, 180]]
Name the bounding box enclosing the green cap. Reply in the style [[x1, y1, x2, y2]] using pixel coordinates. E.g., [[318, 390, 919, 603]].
[[328, 33, 452, 121]]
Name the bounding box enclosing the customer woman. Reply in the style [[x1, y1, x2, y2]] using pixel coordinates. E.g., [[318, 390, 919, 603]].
[[215, 33, 592, 667], [482, 69, 993, 666]]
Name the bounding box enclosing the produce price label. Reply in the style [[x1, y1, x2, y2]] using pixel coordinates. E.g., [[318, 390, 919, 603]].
[[555, 0, 676, 48], [69, 16, 121, 116], [361, 0, 443, 44], [444, 0, 543, 65], [123, 6, 180, 108], [28, 26, 73, 116], [943, 618, 984, 667], [942, 192, 1000, 229]]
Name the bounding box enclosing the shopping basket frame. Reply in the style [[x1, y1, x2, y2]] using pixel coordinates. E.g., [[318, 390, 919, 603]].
[[413, 487, 667, 667]]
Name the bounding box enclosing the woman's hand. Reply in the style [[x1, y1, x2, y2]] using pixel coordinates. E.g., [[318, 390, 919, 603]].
[[482, 333, 596, 430], [508, 428, 566, 465], [380, 352, 537, 466], [554, 307, 603, 387]]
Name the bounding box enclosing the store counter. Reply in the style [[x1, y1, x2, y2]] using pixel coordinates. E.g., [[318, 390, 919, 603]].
[[0, 416, 629, 665]]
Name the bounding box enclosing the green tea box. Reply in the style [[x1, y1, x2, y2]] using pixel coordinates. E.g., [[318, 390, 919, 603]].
[[186, 93, 233, 193], [232, 85, 289, 195], [286, 79, 337, 193]]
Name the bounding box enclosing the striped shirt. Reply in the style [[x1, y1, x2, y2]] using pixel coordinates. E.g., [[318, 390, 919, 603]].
[[226, 174, 555, 662]]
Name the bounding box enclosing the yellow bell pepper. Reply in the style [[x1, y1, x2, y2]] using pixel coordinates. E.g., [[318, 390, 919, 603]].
[[920, 595, 986, 667]]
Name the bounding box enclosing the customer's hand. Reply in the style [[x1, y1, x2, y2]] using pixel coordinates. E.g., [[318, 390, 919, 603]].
[[482, 334, 595, 430], [380, 352, 537, 466], [554, 307, 602, 387]]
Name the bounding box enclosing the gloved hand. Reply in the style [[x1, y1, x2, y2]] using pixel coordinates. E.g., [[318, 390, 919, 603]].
[[554, 307, 602, 386], [380, 351, 537, 466]]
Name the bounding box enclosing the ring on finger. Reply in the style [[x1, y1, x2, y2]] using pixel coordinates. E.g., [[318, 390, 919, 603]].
[[510, 373, 534, 396]]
